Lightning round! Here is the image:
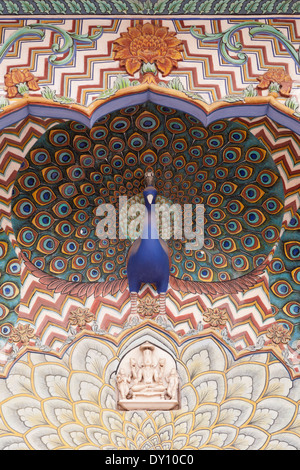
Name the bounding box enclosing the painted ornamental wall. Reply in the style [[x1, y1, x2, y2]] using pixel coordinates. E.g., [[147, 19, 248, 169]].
[[0, 1, 299, 450]]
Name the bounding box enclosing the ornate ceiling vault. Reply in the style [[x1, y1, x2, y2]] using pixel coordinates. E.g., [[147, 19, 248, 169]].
[[0, 8, 299, 450]]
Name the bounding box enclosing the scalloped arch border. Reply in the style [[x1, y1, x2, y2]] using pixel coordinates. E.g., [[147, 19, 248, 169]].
[[0, 83, 299, 135]]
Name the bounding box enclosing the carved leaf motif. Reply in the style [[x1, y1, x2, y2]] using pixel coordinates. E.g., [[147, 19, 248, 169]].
[[227, 376, 253, 399]]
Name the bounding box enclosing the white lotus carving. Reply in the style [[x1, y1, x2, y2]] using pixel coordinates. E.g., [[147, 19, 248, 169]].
[[0, 335, 299, 450]]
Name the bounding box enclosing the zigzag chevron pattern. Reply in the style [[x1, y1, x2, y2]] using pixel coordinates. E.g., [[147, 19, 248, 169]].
[[1, 19, 300, 105], [16, 273, 274, 355], [231, 116, 300, 215], [0, 116, 66, 217]]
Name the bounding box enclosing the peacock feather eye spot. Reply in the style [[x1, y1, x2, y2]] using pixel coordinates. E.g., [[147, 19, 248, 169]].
[[209, 121, 227, 132], [17, 227, 38, 246], [207, 135, 223, 149], [49, 129, 70, 146], [0, 323, 13, 337], [229, 129, 247, 143], [122, 106, 138, 114], [157, 105, 175, 115], [36, 152, 47, 162]]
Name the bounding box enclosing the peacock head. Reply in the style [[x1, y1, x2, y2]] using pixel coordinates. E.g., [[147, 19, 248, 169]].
[[144, 168, 157, 207], [143, 186, 157, 208], [145, 167, 155, 187]]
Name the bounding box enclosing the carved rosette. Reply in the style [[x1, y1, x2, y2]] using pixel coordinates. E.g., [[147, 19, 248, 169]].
[[113, 22, 183, 83]]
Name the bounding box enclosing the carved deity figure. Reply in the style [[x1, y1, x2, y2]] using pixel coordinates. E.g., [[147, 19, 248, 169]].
[[116, 342, 180, 410], [166, 368, 179, 400], [116, 368, 131, 399], [129, 357, 138, 381], [131, 343, 166, 397]]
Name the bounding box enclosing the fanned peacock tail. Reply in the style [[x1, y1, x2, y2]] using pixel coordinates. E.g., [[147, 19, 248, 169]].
[[268, 207, 300, 343], [11, 102, 284, 285]]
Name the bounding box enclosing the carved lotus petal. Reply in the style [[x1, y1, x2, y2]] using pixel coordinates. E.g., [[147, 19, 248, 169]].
[[233, 427, 269, 450], [226, 363, 266, 401], [141, 418, 157, 438], [226, 376, 253, 400], [218, 400, 253, 427], [60, 423, 89, 448], [70, 338, 113, 374], [86, 427, 110, 447], [174, 413, 193, 435], [264, 377, 292, 397], [135, 431, 148, 448], [101, 410, 123, 431], [158, 423, 173, 442], [265, 363, 293, 397], [0, 436, 29, 450], [126, 410, 147, 428], [250, 407, 278, 431], [110, 430, 127, 447], [123, 422, 138, 440], [68, 372, 102, 402], [193, 404, 219, 429], [26, 426, 65, 450], [233, 433, 256, 450], [208, 426, 237, 447], [33, 364, 69, 399], [18, 406, 46, 428], [266, 433, 300, 450], [193, 373, 225, 403], [188, 429, 210, 447], [252, 398, 296, 433], [180, 384, 198, 412], [99, 384, 115, 409], [173, 435, 188, 449], [104, 358, 119, 384], [151, 411, 172, 428], [1, 397, 43, 433], [182, 338, 226, 376], [0, 376, 14, 401], [74, 402, 100, 426], [43, 399, 74, 426], [6, 363, 33, 396]]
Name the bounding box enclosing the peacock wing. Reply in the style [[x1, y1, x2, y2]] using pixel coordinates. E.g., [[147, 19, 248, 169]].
[[21, 253, 128, 297], [169, 259, 268, 295]]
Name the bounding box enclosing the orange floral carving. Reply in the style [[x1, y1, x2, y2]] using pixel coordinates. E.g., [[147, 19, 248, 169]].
[[4, 68, 40, 98], [203, 308, 227, 328], [8, 323, 36, 345], [137, 296, 160, 318], [266, 323, 291, 345], [69, 307, 95, 330], [113, 23, 183, 77]]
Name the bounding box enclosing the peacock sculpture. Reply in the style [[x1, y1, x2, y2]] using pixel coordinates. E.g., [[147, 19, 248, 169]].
[[126, 168, 171, 316], [11, 102, 285, 317]]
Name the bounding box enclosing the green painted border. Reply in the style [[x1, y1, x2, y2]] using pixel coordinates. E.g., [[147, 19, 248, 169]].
[[0, 0, 299, 16]]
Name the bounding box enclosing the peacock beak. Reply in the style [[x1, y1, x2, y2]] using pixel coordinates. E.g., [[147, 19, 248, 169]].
[[147, 194, 153, 205]]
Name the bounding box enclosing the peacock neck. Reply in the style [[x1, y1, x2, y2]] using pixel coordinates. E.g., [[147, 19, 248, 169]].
[[141, 201, 159, 241]]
